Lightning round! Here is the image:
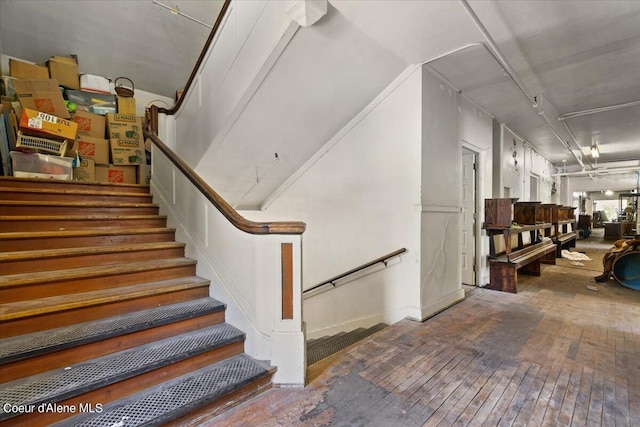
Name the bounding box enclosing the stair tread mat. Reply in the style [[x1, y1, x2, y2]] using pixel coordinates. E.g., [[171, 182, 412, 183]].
[[307, 324, 388, 365], [306, 328, 366, 350], [0, 257, 197, 287], [53, 354, 269, 427], [0, 276, 210, 321], [0, 298, 226, 364], [0, 323, 245, 421], [0, 227, 176, 240], [0, 242, 186, 262]]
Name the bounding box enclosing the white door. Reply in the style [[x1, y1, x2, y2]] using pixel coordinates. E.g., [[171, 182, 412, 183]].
[[461, 150, 476, 285]]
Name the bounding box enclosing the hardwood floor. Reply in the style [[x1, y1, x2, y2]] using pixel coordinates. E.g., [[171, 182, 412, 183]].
[[206, 245, 640, 426]]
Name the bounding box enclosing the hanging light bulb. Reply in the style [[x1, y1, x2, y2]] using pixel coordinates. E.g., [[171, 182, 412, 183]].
[[590, 143, 600, 158]]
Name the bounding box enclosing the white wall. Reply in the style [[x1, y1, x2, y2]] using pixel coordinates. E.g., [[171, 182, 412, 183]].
[[499, 126, 556, 202], [419, 68, 465, 318], [243, 65, 495, 335], [244, 66, 424, 337], [172, 0, 296, 168]]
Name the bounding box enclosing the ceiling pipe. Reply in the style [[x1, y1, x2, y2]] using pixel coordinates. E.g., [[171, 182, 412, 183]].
[[151, 0, 213, 29], [552, 166, 640, 177], [458, 0, 585, 170], [561, 120, 595, 169], [558, 99, 640, 121]]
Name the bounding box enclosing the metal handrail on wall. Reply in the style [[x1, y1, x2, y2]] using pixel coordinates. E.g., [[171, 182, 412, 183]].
[[303, 248, 407, 296]]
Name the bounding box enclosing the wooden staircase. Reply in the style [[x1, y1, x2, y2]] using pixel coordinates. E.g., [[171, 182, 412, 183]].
[[0, 177, 274, 426]]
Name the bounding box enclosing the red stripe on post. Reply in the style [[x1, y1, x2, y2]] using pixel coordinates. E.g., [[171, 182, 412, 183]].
[[281, 243, 293, 319]]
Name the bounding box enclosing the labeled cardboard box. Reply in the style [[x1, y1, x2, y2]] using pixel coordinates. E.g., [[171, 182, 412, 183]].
[[76, 136, 109, 164], [110, 138, 144, 165], [72, 110, 105, 138], [9, 59, 49, 80], [74, 158, 95, 182], [19, 108, 78, 141], [106, 113, 142, 139], [13, 79, 71, 119], [95, 164, 136, 184], [47, 56, 80, 90], [117, 97, 136, 115]]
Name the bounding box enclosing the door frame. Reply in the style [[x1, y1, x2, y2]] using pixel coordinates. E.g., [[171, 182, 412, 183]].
[[462, 140, 486, 287]]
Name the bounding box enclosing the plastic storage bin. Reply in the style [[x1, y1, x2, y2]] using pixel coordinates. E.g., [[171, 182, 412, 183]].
[[66, 90, 117, 115], [10, 151, 74, 180], [16, 131, 68, 156]]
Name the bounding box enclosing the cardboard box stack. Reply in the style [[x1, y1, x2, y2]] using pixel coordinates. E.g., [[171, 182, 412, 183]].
[[1, 56, 147, 184]]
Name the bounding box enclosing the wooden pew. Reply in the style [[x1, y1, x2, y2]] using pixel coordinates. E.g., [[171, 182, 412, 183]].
[[488, 238, 556, 293]]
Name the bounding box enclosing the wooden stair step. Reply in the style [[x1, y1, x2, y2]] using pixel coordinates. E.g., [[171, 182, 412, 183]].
[[0, 242, 187, 274], [0, 324, 246, 426], [0, 297, 226, 364], [0, 276, 211, 337], [0, 200, 160, 216], [58, 355, 273, 427], [0, 257, 198, 302], [0, 187, 152, 204], [0, 176, 150, 194], [0, 215, 167, 232], [0, 298, 227, 382], [0, 227, 176, 252]]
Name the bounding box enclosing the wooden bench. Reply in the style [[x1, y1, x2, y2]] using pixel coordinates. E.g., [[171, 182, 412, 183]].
[[555, 231, 577, 256], [484, 222, 555, 293], [488, 238, 556, 293]]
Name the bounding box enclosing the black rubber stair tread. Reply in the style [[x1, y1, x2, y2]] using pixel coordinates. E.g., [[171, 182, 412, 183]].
[[307, 324, 388, 365], [0, 298, 226, 364], [307, 329, 363, 350], [0, 323, 245, 422], [53, 354, 270, 427]]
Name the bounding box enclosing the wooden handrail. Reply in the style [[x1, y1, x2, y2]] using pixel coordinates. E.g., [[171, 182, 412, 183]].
[[158, 0, 232, 116], [147, 133, 306, 235], [303, 248, 407, 295]]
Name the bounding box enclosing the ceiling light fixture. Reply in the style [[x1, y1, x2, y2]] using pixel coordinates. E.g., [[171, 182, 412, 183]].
[[590, 144, 600, 158], [151, 0, 213, 29]]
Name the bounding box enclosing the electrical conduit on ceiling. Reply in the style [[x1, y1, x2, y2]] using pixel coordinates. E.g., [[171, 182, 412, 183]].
[[457, 0, 586, 170]]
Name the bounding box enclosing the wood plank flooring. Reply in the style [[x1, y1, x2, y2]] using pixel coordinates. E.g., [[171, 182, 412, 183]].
[[206, 245, 640, 426]]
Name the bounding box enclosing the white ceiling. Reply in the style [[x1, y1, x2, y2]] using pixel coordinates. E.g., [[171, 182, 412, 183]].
[[335, 0, 640, 168], [1, 0, 640, 203]]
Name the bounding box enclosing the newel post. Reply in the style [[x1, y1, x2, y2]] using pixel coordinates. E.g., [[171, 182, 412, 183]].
[[270, 236, 305, 385]]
